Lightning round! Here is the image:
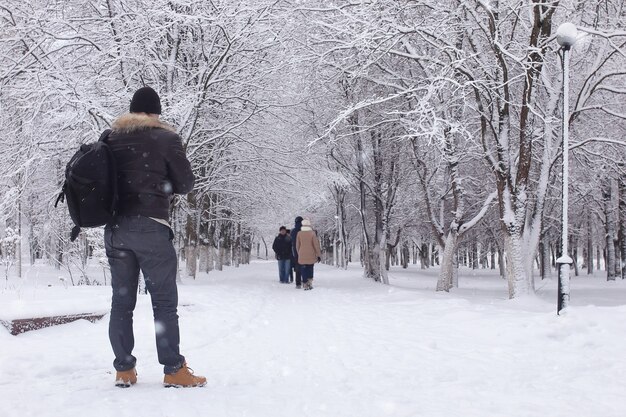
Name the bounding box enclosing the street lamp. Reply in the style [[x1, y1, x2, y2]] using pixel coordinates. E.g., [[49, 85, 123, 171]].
[[556, 22, 577, 315], [334, 215, 339, 267]]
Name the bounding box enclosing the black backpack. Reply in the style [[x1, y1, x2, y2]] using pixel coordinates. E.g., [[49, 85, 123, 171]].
[[55, 129, 118, 241]]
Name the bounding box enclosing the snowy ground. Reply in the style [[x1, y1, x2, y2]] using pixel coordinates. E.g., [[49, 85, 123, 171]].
[[1, 260, 625, 417]]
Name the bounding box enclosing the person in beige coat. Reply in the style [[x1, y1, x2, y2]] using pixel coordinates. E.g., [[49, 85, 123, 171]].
[[295, 219, 322, 290]]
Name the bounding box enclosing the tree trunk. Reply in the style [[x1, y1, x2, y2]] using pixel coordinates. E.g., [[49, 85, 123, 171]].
[[452, 250, 459, 288], [504, 231, 533, 298], [498, 248, 505, 278], [222, 225, 232, 267], [437, 232, 458, 292], [618, 172, 626, 279], [541, 239, 552, 280], [480, 243, 488, 269], [185, 192, 199, 279], [226, 246, 232, 267], [471, 240, 478, 269], [401, 242, 409, 269], [260, 237, 268, 260], [385, 246, 391, 271], [198, 245, 208, 274], [208, 246, 215, 272], [234, 223, 241, 268], [216, 246, 224, 271], [587, 214, 593, 275], [340, 214, 348, 269], [603, 180, 616, 281], [419, 243, 429, 269], [428, 244, 433, 266], [55, 235, 63, 270], [185, 246, 197, 278], [242, 233, 251, 264], [379, 236, 389, 285], [16, 201, 22, 278], [80, 234, 88, 269], [614, 239, 621, 278], [29, 224, 37, 265], [364, 242, 382, 281], [572, 232, 579, 277]]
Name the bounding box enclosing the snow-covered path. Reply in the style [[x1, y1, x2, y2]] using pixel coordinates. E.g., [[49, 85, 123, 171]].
[[1, 261, 625, 417]]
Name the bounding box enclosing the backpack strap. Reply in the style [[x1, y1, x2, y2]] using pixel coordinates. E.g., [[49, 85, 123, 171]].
[[70, 226, 81, 242], [99, 128, 118, 216], [99, 129, 112, 142], [54, 183, 66, 208]]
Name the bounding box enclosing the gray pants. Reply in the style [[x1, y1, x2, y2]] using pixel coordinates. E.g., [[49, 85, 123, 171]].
[[104, 216, 184, 374]]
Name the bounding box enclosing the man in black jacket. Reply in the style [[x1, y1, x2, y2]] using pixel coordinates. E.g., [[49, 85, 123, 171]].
[[104, 86, 205, 388], [290, 216, 303, 289], [272, 226, 292, 283]]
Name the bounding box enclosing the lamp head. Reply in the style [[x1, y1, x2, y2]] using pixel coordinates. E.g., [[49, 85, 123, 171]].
[[556, 22, 578, 49]]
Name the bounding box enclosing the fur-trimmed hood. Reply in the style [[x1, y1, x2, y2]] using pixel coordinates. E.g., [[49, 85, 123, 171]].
[[112, 113, 176, 134]]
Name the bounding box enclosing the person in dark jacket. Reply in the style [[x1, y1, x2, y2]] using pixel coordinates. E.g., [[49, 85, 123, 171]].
[[290, 216, 303, 289], [104, 86, 205, 388], [272, 226, 292, 283]]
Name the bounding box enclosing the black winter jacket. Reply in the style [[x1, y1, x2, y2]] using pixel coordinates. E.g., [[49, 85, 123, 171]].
[[272, 234, 292, 260], [290, 220, 302, 260], [108, 113, 194, 220]]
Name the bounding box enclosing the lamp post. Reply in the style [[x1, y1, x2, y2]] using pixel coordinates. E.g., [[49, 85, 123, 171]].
[[334, 215, 339, 267], [556, 22, 577, 315]]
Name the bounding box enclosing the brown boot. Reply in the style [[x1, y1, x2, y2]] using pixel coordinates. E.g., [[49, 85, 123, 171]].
[[115, 368, 137, 388], [163, 363, 207, 388]]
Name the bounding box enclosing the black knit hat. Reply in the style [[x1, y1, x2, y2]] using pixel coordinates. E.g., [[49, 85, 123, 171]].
[[130, 86, 162, 114], [295, 216, 303, 224]]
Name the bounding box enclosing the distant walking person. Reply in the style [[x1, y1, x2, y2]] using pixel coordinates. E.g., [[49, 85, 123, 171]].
[[272, 226, 292, 283], [296, 219, 322, 290], [290, 216, 303, 289], [105, 86, 206, 388]]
